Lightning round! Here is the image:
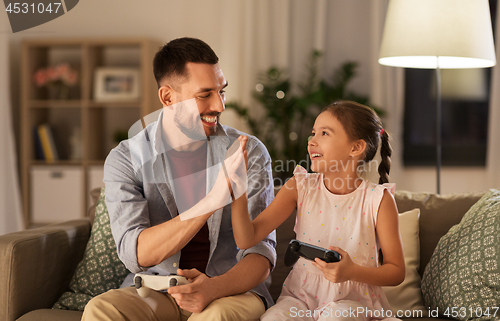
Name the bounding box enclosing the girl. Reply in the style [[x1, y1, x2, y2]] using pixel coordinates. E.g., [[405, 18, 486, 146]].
[[231, 101, 405, 320]]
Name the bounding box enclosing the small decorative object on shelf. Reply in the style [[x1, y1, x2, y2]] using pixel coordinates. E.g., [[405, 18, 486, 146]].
[[33, 63, 79, 100], [69, 127, 82, 161], [94, 67, 140, 101]]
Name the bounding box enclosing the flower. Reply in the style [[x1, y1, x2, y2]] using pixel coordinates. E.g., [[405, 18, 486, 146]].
[[33, 63, 79, 87]]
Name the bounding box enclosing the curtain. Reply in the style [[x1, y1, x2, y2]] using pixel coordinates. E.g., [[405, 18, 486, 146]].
[[367, 0, 405, 185], [0, 29, 24, 234]]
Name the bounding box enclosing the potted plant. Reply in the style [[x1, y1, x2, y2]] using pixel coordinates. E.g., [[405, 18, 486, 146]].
[[33, 63, 79, 100], [227, 50, 384, 181]]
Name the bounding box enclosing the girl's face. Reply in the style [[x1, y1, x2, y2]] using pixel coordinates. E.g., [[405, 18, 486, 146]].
[[308, 111, 356, 173]]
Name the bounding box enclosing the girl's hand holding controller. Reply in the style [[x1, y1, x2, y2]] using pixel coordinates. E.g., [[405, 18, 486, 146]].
[[311, 246, 355, 283]]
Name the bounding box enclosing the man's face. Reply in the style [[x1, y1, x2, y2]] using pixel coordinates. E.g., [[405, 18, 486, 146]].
[[171, 62, 227, 137]]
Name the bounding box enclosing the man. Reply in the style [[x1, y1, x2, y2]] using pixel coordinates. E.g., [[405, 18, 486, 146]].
[[82, 37, 276, 320]]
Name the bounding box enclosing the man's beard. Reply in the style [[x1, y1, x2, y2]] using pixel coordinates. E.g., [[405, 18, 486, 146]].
[[172, 99, 212, 141]]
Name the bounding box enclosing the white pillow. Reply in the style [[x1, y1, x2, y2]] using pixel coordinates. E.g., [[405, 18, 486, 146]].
[[382, 208, 428, 317]]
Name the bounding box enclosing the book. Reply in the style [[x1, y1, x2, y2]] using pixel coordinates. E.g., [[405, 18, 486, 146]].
[[33, 127, 45, 160], [45, 124, 59, 161], [37, 124, 59, 163]]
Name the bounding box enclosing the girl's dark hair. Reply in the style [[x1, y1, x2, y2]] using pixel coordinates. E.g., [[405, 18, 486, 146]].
[[153, 37, 219, 88], [321, 100, 392, 184]]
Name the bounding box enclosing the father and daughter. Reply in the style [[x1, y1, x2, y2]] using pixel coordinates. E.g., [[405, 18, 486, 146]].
[[230, 100, 405, 320], [88, 37, 404, 321]]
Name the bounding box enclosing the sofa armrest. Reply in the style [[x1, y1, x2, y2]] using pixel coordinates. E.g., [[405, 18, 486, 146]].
[[0, 219, 91, 321]]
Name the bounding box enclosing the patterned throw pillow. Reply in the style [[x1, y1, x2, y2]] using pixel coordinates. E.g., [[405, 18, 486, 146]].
[[421, 189, 500, 321], [53, 187, 130, 311]]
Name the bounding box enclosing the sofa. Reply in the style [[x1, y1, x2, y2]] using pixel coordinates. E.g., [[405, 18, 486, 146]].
[[0, 188, 485, 321]]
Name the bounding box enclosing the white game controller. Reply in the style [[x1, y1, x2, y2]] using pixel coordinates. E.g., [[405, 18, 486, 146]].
[[134, 273, 189, 298]]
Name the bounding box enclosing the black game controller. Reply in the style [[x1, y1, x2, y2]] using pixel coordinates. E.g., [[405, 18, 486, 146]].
[[284, 239, 341, 267]]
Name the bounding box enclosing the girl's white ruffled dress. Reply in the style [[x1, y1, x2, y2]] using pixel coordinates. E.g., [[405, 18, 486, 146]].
[[262, 165, 397, 321]]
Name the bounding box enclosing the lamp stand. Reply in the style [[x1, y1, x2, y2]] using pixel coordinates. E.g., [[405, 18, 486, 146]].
[[436, 58, 442, 195]]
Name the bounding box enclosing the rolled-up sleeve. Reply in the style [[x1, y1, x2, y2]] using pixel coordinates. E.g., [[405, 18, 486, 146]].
[[103, 142, 150, 273], [235, 137, 277, 270]]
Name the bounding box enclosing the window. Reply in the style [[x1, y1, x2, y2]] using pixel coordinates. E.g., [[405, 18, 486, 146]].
[[403, 0, 496, 167]]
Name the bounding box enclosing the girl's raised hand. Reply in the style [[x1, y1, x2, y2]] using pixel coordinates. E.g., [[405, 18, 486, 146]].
[[179, 136, 248, 221], [237, 135, 248, 169], [225, 136, 248, 200], [311, 246, 354, 283]]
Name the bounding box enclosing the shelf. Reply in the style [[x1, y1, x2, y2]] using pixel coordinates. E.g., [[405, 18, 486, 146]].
[[89, 100, 141, 108], [30, 160, 83, 166], [21, 37, 161, 227], [29, 100, 82, 108], [30, 100, 142, 109], [24, 37, 155, 46], [86, 160, 105, 166]]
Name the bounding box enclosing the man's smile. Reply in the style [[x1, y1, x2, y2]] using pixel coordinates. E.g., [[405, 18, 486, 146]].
[[201, 115, 218, 127]]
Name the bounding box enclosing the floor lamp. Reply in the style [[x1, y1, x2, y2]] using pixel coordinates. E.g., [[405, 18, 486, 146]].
[[378, 0, 496, 194]]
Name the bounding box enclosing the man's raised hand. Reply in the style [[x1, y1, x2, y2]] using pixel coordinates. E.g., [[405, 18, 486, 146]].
[[178, 136, 248, 221]]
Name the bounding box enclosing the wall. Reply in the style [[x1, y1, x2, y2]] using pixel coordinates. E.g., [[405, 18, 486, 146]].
[[1, 0, 498, 195]]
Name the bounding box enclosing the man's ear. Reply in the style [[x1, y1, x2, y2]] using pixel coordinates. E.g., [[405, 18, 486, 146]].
[[350, 139, 366, 158], [158, 85, 174, 107]]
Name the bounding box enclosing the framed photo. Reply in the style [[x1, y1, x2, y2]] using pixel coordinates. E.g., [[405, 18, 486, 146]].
[[93, 68, 140, 101]]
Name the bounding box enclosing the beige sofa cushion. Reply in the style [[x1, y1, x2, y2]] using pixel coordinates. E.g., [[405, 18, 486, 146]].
[[394, 190, 483, 277], [383, 208, 427, 316]]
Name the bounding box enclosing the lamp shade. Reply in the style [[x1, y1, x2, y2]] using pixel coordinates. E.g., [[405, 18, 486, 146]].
[[379, 0, 496, 69]]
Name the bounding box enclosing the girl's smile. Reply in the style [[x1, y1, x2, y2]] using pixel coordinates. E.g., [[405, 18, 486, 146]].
[[308, 112, 355, 173], [309, 152, 323, 159]]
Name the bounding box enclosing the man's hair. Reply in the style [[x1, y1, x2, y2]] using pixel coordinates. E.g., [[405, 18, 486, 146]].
[[153, 37, 219, 88]]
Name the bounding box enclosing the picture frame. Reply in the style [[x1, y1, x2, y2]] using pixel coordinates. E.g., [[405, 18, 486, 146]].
[[93, 67, 140, 101]]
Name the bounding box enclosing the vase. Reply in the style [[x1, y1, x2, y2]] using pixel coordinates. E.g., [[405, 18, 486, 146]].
[[48, 84, 70, 100]]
